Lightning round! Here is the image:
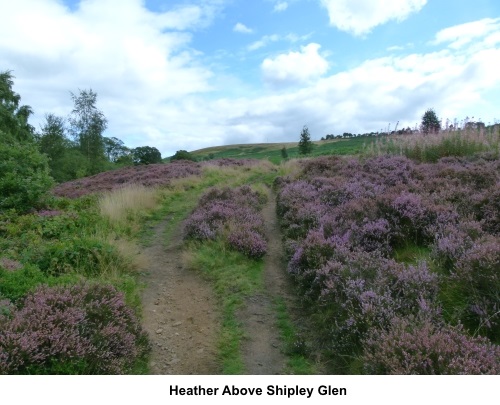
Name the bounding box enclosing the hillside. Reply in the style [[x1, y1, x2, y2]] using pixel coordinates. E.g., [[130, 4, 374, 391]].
[[167, 135, 375, 164]]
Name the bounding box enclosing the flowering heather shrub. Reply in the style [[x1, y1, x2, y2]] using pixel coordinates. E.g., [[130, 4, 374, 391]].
[[481, 185, 500, 234], [201, 158, 263, 168], [275, 153, 500, 370], [0, 283, 150, 374], [453, 235, 500, 340], [431, 221, 483, 271], [53, 161, 201, 198], [363, 317, 500, 374], [0, 258, 22, 272], [228, 228, 267, 259], [185, 186, 267, 258]]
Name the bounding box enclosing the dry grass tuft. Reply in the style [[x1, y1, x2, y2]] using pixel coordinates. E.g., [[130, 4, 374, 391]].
[[99, 184, 159, 224]]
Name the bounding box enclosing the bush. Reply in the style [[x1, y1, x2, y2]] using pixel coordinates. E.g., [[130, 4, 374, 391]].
[[0, 283, 150, 374], [363, 317, 500, 374], [184, 186, 267, 259], [170, 150, 197, 162], [0, 142, 54, 212]]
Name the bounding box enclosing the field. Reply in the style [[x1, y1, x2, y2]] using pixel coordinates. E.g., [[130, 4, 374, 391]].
[[180, 135, 375, 164], [1, 128, 499, 374]]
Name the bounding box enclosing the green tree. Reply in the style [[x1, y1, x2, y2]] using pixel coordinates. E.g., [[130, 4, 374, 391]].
[[132, 146, 162, 165], [280, 146, 288, 160], [68, 89, 107, 174], [39, 114, 67, 159], [0, 70, 35, 142], [298, 125, 313, 155], [103, 136, 129, 163], [421, 108, 441, 134], [0, 72, 53, 211], [170, 149, 196, 162]]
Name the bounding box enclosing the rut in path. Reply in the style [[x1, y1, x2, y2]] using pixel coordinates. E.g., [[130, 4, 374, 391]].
[[140, 219, 220, 375], [238, 189, 295, 375]]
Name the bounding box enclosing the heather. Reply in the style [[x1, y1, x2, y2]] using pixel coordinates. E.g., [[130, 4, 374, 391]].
[[184, 186, 268, 259], [275, 154, 500, 373], [0, 283, 150, 374], [0, 186, 155, 373], [53, 160, 201, 198], [363, 317, 500, 375]]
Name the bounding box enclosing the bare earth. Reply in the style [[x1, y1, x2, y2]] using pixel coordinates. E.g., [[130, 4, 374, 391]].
[[140, 220, 220, 374], [140, 190, 293, 375], [238, 190, 294, 374]]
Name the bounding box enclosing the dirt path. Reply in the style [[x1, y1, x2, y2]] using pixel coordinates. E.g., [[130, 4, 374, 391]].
[[140, 219, 220, 374], [238, 190, 294, 374], [140, 188, 296, 375]]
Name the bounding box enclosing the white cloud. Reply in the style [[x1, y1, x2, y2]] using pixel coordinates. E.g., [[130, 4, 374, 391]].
[[319, 0, 427, 36], [432, 17, 500, 49], [1, 3, 499, 156], [233, 22, 253, 34], [274, 2, 289, 12], [0, 0, 216, 153], [247, 32, 312, 51], [248, 34, 281, 51], [261, 43, 329, 86]]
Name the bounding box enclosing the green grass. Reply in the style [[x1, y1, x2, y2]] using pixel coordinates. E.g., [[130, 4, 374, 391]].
[[184, 239, 264, 374], [274, 297, 316, 374], [168, 136, 375, 164], [392, 244, 432, 265]]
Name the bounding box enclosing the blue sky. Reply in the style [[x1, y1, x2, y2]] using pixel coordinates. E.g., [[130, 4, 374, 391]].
[[1, 0, 500, 156]]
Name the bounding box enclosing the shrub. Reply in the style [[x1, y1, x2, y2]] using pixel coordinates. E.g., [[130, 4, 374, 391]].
[[184, 186, 267, 259], [0, 142, 54, 212], [363, 317, 500, 374], [0, 283, 150, 374]]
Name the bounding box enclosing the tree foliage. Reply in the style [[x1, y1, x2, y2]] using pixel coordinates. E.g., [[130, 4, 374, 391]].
[[103, 137, 130, 163], [170, 149, 196, 162], [132, 146, 162, 165], [68, 89, 107, 174], [298, 125, 313, 155], [421, 108, 441, 134], [0, 72, 53, 211], [0, 70, 35, 142]]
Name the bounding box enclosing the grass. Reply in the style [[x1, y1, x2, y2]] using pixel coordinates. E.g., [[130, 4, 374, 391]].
[[183, 239, 264, 374], [180, 136, 374, 164], [99, 184, 160, 225], [366, 127, 500, 162], [274, 297, 316, 374]]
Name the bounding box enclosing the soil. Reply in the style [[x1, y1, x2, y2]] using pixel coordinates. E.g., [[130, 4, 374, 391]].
[[140, 220, 220, 374], [140, 189, 295, 375], [237, 190, 295, 374]]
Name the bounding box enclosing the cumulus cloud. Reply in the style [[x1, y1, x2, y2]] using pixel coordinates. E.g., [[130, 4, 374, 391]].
[[261, 43, 329, 86], [0, 0, 216, 152], [319, 0, 427, 36], [274, 2, 289, 12], [233, 22, 253, 34], [432, 17, 500, 49], [1, 2, 499, 156]]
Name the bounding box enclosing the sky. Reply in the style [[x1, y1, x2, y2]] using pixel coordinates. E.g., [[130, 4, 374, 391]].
[[1, 0, 500, 157]]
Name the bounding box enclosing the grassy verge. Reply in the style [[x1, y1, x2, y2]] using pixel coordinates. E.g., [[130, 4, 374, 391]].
[[184, 240, 264, 374], [274, 297, 316, 374]]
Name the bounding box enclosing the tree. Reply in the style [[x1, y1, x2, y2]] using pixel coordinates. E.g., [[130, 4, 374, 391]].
[[68, 89, 107, 174], [103, 136, 130, 163], [170, 149, 196, 162], [39, 114, 67, 161], [0, 72, 53, 211], [298, 125, 313, 155], [0, 70, 35, 142], [421, 108, 441, 134], [132, 146, 162, 165], [280, 146, 288, 160]]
